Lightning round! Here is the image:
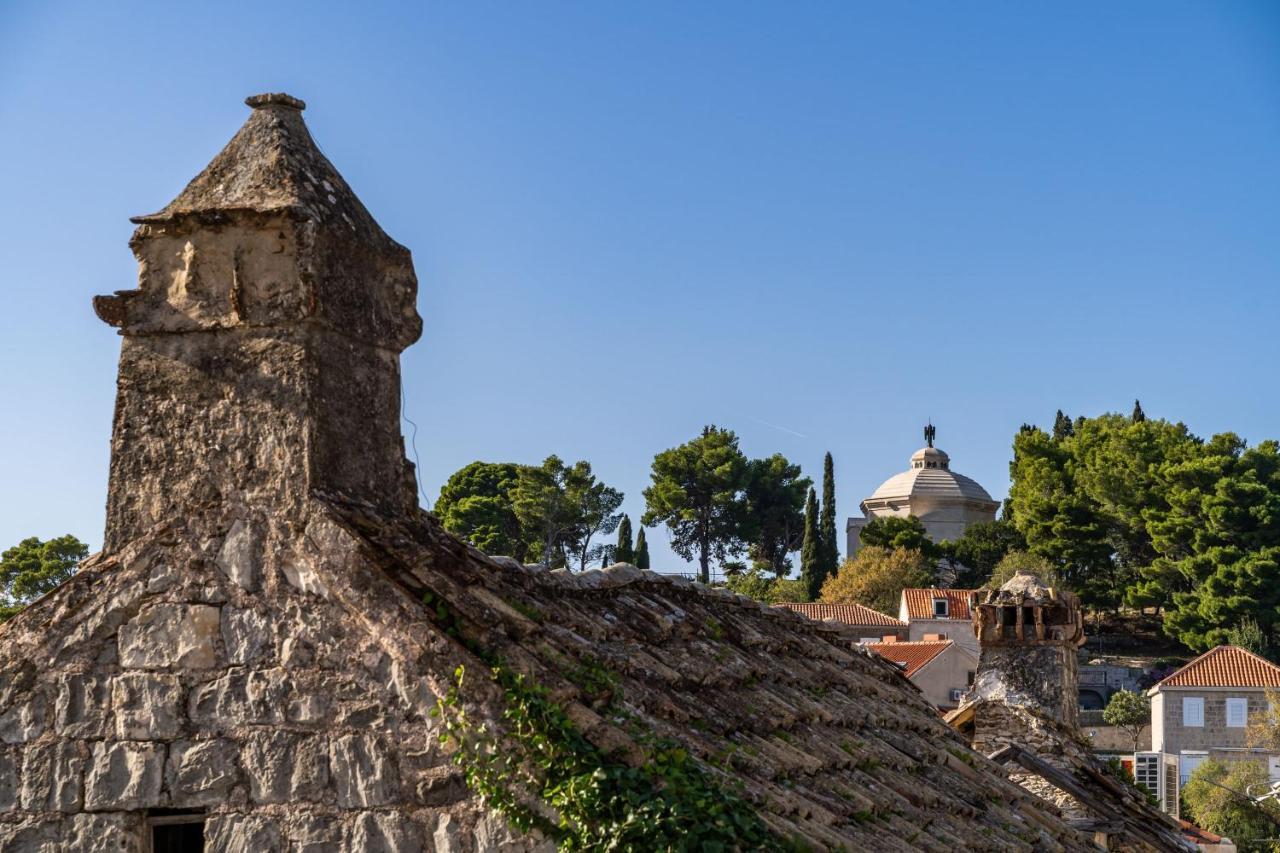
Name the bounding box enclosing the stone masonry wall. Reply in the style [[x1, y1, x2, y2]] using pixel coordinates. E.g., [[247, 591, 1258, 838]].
[[0, 508, 529, 852]]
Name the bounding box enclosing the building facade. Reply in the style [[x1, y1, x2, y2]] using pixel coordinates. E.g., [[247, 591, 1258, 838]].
[[898, 587, 980, 655], [846, 426, 1000, 559], [867, 638, 978, 710], [1144, 645, 1280, 800]]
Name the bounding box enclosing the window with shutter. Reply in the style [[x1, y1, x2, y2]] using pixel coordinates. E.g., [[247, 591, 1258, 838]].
[[1183, 696, 1204, 727], [1226, 697, 1248, 727]]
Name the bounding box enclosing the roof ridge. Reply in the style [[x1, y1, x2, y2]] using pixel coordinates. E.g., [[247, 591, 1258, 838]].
[[1156, 643, 1280, 688]]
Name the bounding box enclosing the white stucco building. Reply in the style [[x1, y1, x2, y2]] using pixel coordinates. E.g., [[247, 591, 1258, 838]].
[[846, 426, 1000, 557]]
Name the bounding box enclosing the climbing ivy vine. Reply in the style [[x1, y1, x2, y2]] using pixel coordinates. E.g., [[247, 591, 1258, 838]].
[[433, 661, 796, 851]]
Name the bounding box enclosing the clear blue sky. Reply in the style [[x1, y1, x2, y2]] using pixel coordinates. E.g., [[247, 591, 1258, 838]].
[[2, 1, 1278, 576]]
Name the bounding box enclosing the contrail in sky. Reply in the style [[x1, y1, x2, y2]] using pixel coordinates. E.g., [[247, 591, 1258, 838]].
[[745, 416, 809, 440]]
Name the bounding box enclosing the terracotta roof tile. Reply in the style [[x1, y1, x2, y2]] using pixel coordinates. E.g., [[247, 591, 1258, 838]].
[[775, 602, 905, 628], [1157, 644, 1280, 688], [867, 640, 952, 677], [901, 588, 975, 620]]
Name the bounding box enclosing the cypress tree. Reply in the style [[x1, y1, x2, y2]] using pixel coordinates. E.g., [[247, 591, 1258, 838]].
[[819, 452, 838, 580], [1132, 399, 1146, 422], [614, 515, 634, 565], [1052, 410, 1074, 441], [801, 487, 821, 600], [601, 546, 613, 567], [634, 528, 650, 570]]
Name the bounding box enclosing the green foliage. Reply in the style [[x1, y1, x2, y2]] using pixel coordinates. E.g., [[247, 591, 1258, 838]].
[[1182, 759, 1280, 848], [820, 547, 934, 615], [0, 535, 87, 621], [1229, 617, 1273, 660], [1052, 409, 1074, 441], [944, 519, 1026, 588], [800, 487, 821, 600], [986, 550, 1062, 591], [633, 528, 650, 570], [435, 664, 791, 851], [642, 426, 749, 584], [860, 515, 938, 559], [742, 454, 811, 577], [819, 452, 839, 578], [515, 456, 624, 570], [613, 516, 634, 565], [435, 461, 528, 559], [1102, 689, 1151, 752], [724, 566, 810, 604]]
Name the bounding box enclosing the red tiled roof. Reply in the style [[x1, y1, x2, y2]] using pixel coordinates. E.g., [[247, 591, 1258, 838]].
[[775, 602, 905, 628], [867, 640, 952, 677], [1157, 644, 1280, 689], [901, 588, 975, 621], [1179, 819, 1224, 844]]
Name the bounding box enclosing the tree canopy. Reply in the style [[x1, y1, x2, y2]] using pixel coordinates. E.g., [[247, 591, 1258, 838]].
[[742, 454, 811, 577], [1007, 407, 1280, 651], [434, 462, 527, 559], [642, 426, 750, 584], [819, 452, 839, 580], [1101, 689, 1150, 753], [819, 547, 934, 616], [944, 519, 1025, 588], [799, 487, 821, 600], [1182, 759, 1280, 847], [859, 515, 937, 558], [0, 535, 88, 622]]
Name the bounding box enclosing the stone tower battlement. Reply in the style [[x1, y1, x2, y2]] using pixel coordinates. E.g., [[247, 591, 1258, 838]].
[[94, 93, 422, 552]]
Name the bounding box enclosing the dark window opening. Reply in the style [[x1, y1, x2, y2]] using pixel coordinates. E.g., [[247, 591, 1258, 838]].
[[1022, 606, 1035, 626], [152, 819, 205, 853], [1001, 606, 1017, 627], [933, 599, 948, 617]]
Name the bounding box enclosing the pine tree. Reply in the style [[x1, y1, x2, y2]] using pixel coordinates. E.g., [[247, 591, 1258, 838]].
[[819, 452, 838, 582], [614, 515, 634, 565], [1132, 399, 1146, 422], [634, 528, 650, 570], [800, 487, 821, 600], [1053, 410, 1074, 441]]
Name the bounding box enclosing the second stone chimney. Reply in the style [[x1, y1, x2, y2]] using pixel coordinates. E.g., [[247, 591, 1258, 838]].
[[96, 93, 423, 552]]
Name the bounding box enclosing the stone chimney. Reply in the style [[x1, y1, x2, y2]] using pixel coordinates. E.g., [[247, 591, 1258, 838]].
[[95, 93, 422, 552], [968, 571, 1086, 733]]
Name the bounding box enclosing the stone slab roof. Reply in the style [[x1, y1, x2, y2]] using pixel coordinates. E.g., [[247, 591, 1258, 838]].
[[901, 588, 976, 621], [1154, 644, 1280, 689], [325, 498, 1093, 851], [774, 602, 906, 629], [867, 641, 954, 677]]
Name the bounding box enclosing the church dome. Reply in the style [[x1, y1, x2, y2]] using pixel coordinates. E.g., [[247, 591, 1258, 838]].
[[866, 446, 995, 504]]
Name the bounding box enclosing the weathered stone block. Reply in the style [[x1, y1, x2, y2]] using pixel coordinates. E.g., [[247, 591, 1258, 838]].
[[189, 668, 289, 730], [112, 672, 183, 739], [64, 812, 144, 853], [242, 730, 328, 803], [432, 813, 465, 853], [168, 738, 241, 806], [0, 690, 48, 744], [55, 673, 112, 738], [118, 603, 220, 669], [221, 606, 273, 665], [84, 741, 165, 811], [329, 733, 397, 807], [348, 811, 422, 852], [205, 813, 283, 853], [282, 558, 329, 598], [0, 745, 19, 812], [0, 817, 62, 852], [19, 740, 84, 812], [217, 519, 261, 592], [286, 813, 341, 853]]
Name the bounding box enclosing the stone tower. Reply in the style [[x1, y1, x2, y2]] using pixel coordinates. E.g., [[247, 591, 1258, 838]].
[[94, 92, 422, 553], [968, 571, 1086, 752]]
